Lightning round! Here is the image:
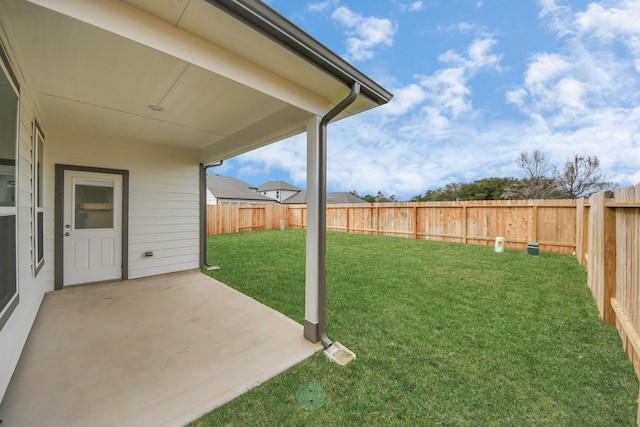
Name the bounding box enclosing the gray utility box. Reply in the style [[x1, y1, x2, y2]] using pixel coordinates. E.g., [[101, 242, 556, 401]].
[[527, 242, 539, 256]]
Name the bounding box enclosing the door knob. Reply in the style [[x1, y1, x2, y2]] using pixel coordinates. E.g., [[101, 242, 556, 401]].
[[65, 232, 71, 237]]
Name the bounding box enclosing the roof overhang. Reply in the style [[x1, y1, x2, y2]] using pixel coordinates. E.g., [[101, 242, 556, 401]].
[[0, 0, 392, 164]]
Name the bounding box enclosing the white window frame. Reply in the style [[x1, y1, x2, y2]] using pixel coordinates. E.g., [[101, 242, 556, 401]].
[[0, 40, 20, 330], [33, 120, 45, 276]]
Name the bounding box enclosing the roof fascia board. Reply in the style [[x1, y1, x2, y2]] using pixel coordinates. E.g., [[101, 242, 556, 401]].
[[205, 0, 393, 106], [24, 0, 329, 115]]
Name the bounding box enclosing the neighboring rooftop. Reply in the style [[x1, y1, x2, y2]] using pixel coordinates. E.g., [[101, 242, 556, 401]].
[[207, 174, 274, 202], [257, 181, 303, 192], [283, 191, 367, 204]]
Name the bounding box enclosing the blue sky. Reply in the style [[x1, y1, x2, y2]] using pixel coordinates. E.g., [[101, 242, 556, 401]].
[[212, 0, 640, 200]]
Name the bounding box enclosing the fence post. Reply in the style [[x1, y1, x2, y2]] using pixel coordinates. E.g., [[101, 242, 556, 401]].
[[234, 205, 239, 234], [531, 204, 538, 243], [603, 203, 617, 325], [346, 206, 350, 233], [413, 205, 418, 240], [582, 204, 590, 267], [462, 205, 467, 244]]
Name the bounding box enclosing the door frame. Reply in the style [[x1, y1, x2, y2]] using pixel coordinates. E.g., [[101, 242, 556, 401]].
[[55, 164, 129, 290]]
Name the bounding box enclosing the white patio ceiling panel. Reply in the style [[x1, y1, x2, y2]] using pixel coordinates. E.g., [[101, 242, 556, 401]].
[[152, 64, 288, 137], [14, 11, 188, 119], [0, 1, 295, 159], [36, 95, 150, 141]]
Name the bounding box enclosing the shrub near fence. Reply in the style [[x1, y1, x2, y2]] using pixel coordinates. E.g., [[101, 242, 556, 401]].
[[207, 199, 577, 254]]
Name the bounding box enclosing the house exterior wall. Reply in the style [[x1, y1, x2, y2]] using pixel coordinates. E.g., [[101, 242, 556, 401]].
[[261, 189, 299, 203], [0, 26, 51, 399], [0, 16, 202, 400], [48, 134, 201, 280], [207, 189, 276, 205], [280, 190, 299, 202]]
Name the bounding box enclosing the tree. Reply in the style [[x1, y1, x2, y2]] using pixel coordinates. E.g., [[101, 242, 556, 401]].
[[411, 183, 462, 201], [554, 155, 610, 198], [504, 150, 559, 199], [505, 150, 612, 199], [459, 177, 517, 200], [518, 150, 549, 181], [411, 178, 515, 201], [351, 190, 398, 203]]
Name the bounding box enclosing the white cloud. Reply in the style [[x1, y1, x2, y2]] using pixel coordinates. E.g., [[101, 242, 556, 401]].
[[331, 7, 396, 61], [576, 1, 640, 74], [467, 38, 502, 70], [438, 22, 491, 38], [524, 53, 571, 89], [382, 84, 426, 116], [409, 1, 423, 12], [413, 37, 501, 118], [398, 1, 423, 12], [307, 1, 337, 12], [538, 0, 575, 37], [577, 1, 640, 40], [505, 87, 527, 107], [419, 67, 471, 118]]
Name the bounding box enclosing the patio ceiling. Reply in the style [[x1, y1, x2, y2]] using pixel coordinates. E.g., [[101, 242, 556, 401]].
[[1, 0, 388, 163]]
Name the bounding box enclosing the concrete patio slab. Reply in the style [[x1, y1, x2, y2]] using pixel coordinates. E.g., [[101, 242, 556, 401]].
[[0, 270, 321, 426]]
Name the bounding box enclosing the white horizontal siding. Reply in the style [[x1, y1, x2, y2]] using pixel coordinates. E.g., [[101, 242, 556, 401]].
[[129, 216, 199, 226], [0, 17, 51, 401], [48, 134, 201, 280], [129, 238, 199, 253]]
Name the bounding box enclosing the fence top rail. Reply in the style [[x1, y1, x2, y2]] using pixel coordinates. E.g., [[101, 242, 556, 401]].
[[605, 202, 640, 208], [307, 200, 578, 208], [211, 200, 578, 209]]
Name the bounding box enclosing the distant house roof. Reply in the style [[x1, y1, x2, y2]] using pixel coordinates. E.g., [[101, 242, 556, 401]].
[[282, 191, 305, 204], [258, 181, 303, 192], [282, 191, 367, 204], [207, 174, 274, 202], [328, 192, 368, 204]]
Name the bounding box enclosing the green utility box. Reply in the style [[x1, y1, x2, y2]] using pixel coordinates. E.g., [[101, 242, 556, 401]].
[[527, 242, 539, 256]]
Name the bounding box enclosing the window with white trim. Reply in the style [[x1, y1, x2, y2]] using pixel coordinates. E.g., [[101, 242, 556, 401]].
[[33, 121, 44, 276], [0, 42, 19, 329]]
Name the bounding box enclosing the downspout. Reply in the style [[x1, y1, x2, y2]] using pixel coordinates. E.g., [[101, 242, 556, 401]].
[[315, 82, 361, 349], [202, 160, 224, 270]]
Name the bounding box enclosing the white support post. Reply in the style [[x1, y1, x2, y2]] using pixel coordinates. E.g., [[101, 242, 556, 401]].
[[304, 115, 322, 342]]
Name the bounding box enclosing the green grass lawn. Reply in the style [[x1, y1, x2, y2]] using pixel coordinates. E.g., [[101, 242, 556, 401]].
[[191, 230, 638, 426]]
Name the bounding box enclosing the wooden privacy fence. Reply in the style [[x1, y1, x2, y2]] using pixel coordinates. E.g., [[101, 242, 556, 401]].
[[208, 199, 577, 254], [577, 183, 640, 422]]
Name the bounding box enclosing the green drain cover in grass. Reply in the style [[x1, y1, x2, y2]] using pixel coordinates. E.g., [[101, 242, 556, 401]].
[[296, 382, 326, 410]]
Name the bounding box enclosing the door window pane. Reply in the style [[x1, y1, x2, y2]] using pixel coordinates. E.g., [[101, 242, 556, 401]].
[[75, 184, 114, 229]]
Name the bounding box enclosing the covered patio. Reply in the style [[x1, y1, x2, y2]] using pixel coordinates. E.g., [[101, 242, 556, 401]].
[[0, 271, 321, 426]]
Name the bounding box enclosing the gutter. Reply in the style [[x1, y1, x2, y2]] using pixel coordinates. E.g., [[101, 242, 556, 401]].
[[315, 82, 361, 349], [204, 0, 393, 106]]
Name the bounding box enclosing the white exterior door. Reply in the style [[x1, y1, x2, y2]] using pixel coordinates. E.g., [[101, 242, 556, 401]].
[[63, 171, 123, 286]]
